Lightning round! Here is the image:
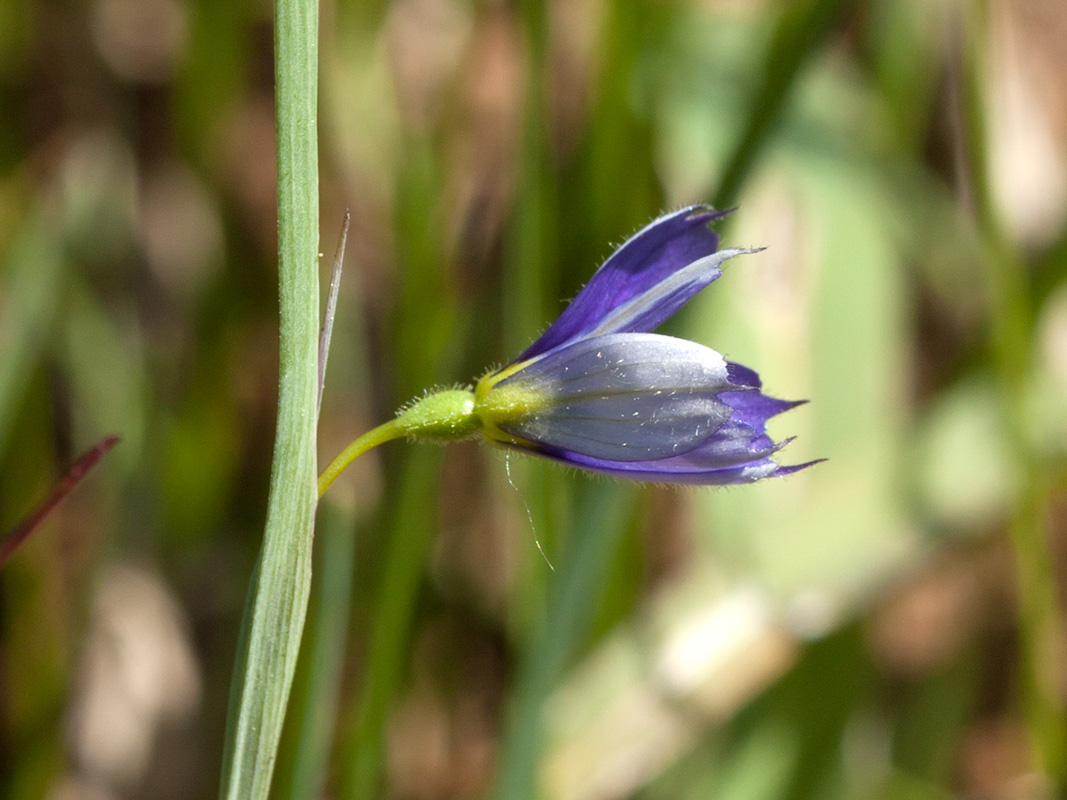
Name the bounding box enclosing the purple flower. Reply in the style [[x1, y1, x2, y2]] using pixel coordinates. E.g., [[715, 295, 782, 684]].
[[472, 206, 817, 484], [315, 205, 819, 498]]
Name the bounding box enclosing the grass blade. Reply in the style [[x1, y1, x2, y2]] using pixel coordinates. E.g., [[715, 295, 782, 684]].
[[712, 0, 853, 210], [217, 0, 321, 795], [0, 209, 65, 460], [0, 435, 120, 568], [274, 497, 358, 800], [492, 484, 636, 800], [338, 448, 443, 800], [956, 2, 1067, 785]]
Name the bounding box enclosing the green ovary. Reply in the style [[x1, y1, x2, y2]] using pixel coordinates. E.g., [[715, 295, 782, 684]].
[[397, 389, 479, 441], [393, 366, 550, 448]]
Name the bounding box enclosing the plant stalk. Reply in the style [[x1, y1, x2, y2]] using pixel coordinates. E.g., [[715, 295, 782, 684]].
[[218, 0, 320, 795]]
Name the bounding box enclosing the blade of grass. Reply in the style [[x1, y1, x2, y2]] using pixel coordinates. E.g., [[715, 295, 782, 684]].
[[892, 647, 981, 786], [957, 2, 1067, 786], [274, 497, 358, 800], [217, 0, 321, 795], [506, 0, 555, 357], [712, 0, 852, 211], [493, 5, 654, 796], [491, 483, 637, 800], [577, 0, 661, 249], [334, 61, 476, 795], [0, 435, 120, 568], [0, 208, 65, 460], [338, 448, 443, 800]]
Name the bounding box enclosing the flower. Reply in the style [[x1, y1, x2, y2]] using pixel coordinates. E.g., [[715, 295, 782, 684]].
[[469, 205, 817, 484], [318, 205, 817, 497]]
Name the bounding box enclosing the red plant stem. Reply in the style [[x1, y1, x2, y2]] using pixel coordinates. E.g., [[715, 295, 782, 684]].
[[0, 434, 120, 568]]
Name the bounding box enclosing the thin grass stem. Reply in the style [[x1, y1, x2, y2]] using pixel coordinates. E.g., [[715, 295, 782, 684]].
[[319, 211, 351, 416], [958, 2, 1067, 786], [217, 0, 321, 794]]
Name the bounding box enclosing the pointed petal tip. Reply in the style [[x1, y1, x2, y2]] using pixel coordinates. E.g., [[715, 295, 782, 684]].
[[715, 247, 763, 269], [682, 204, 734, 224], [773, 435, 797, 452], [777, 398, 809, 414], [774, 458, 827, 477], [720, 381, 809, 418]]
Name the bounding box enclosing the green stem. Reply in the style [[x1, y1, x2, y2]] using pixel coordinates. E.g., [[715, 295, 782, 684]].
[[319, 388, 480, 496], [217, 0, 320, 795], [491, 484, 635, 800], [960, 3, 1066, 785], [273, 497, 359, 800], [712, 0, 851, 211], [318, 419, 406, 497], [337, 448, 443, 800]]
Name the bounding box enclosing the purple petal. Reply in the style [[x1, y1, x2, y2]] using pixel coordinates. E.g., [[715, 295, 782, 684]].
[[493, 333, 735, 462], [501, 385, 817, 485], [719, 390, 806, 433], [725, 361, 761, 389], [524, 446, 795, 485], [514, 206, 747, 362], [524, 440, 819, 485], [720, 363, 807, 432], [525, 417, 780, 476]]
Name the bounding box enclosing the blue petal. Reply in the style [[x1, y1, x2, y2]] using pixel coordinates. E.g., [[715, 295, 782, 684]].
[[527, 449, 789, 484], [513, 206, 752, 362], [718, 390, 806, 432], [500, 376, 817, 484], [719, 363, 806, 431], [526, 427, 814, 485], [492, 333, 737, 462], [725, 361, 761, 389]]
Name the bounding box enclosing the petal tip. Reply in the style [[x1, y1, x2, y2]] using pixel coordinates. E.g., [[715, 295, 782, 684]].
[[774, 458, 827, 477]]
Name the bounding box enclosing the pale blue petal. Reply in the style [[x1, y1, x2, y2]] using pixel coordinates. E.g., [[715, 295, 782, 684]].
[[493, 333, 737, 462]]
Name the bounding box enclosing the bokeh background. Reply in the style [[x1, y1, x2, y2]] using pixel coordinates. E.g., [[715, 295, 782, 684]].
[[2, 0, 1067, 798]]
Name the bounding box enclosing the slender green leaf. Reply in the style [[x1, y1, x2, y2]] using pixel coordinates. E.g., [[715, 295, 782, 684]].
[[492, 484, 636, 800], [0, 209, 64, 460], [338, 448, 442, 800], [958, 2, 1067, 784], [713, 0, 853, 210], [275, 498, 358, 800], [218, 0, 321, 795]]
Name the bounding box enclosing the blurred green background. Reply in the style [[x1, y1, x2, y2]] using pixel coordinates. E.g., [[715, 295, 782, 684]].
[[2, 0, 1067, 798]]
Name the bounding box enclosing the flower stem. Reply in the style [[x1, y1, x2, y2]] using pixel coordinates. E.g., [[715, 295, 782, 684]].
[[959, 2, 1066, 785], [318, 419, 406, 497]]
